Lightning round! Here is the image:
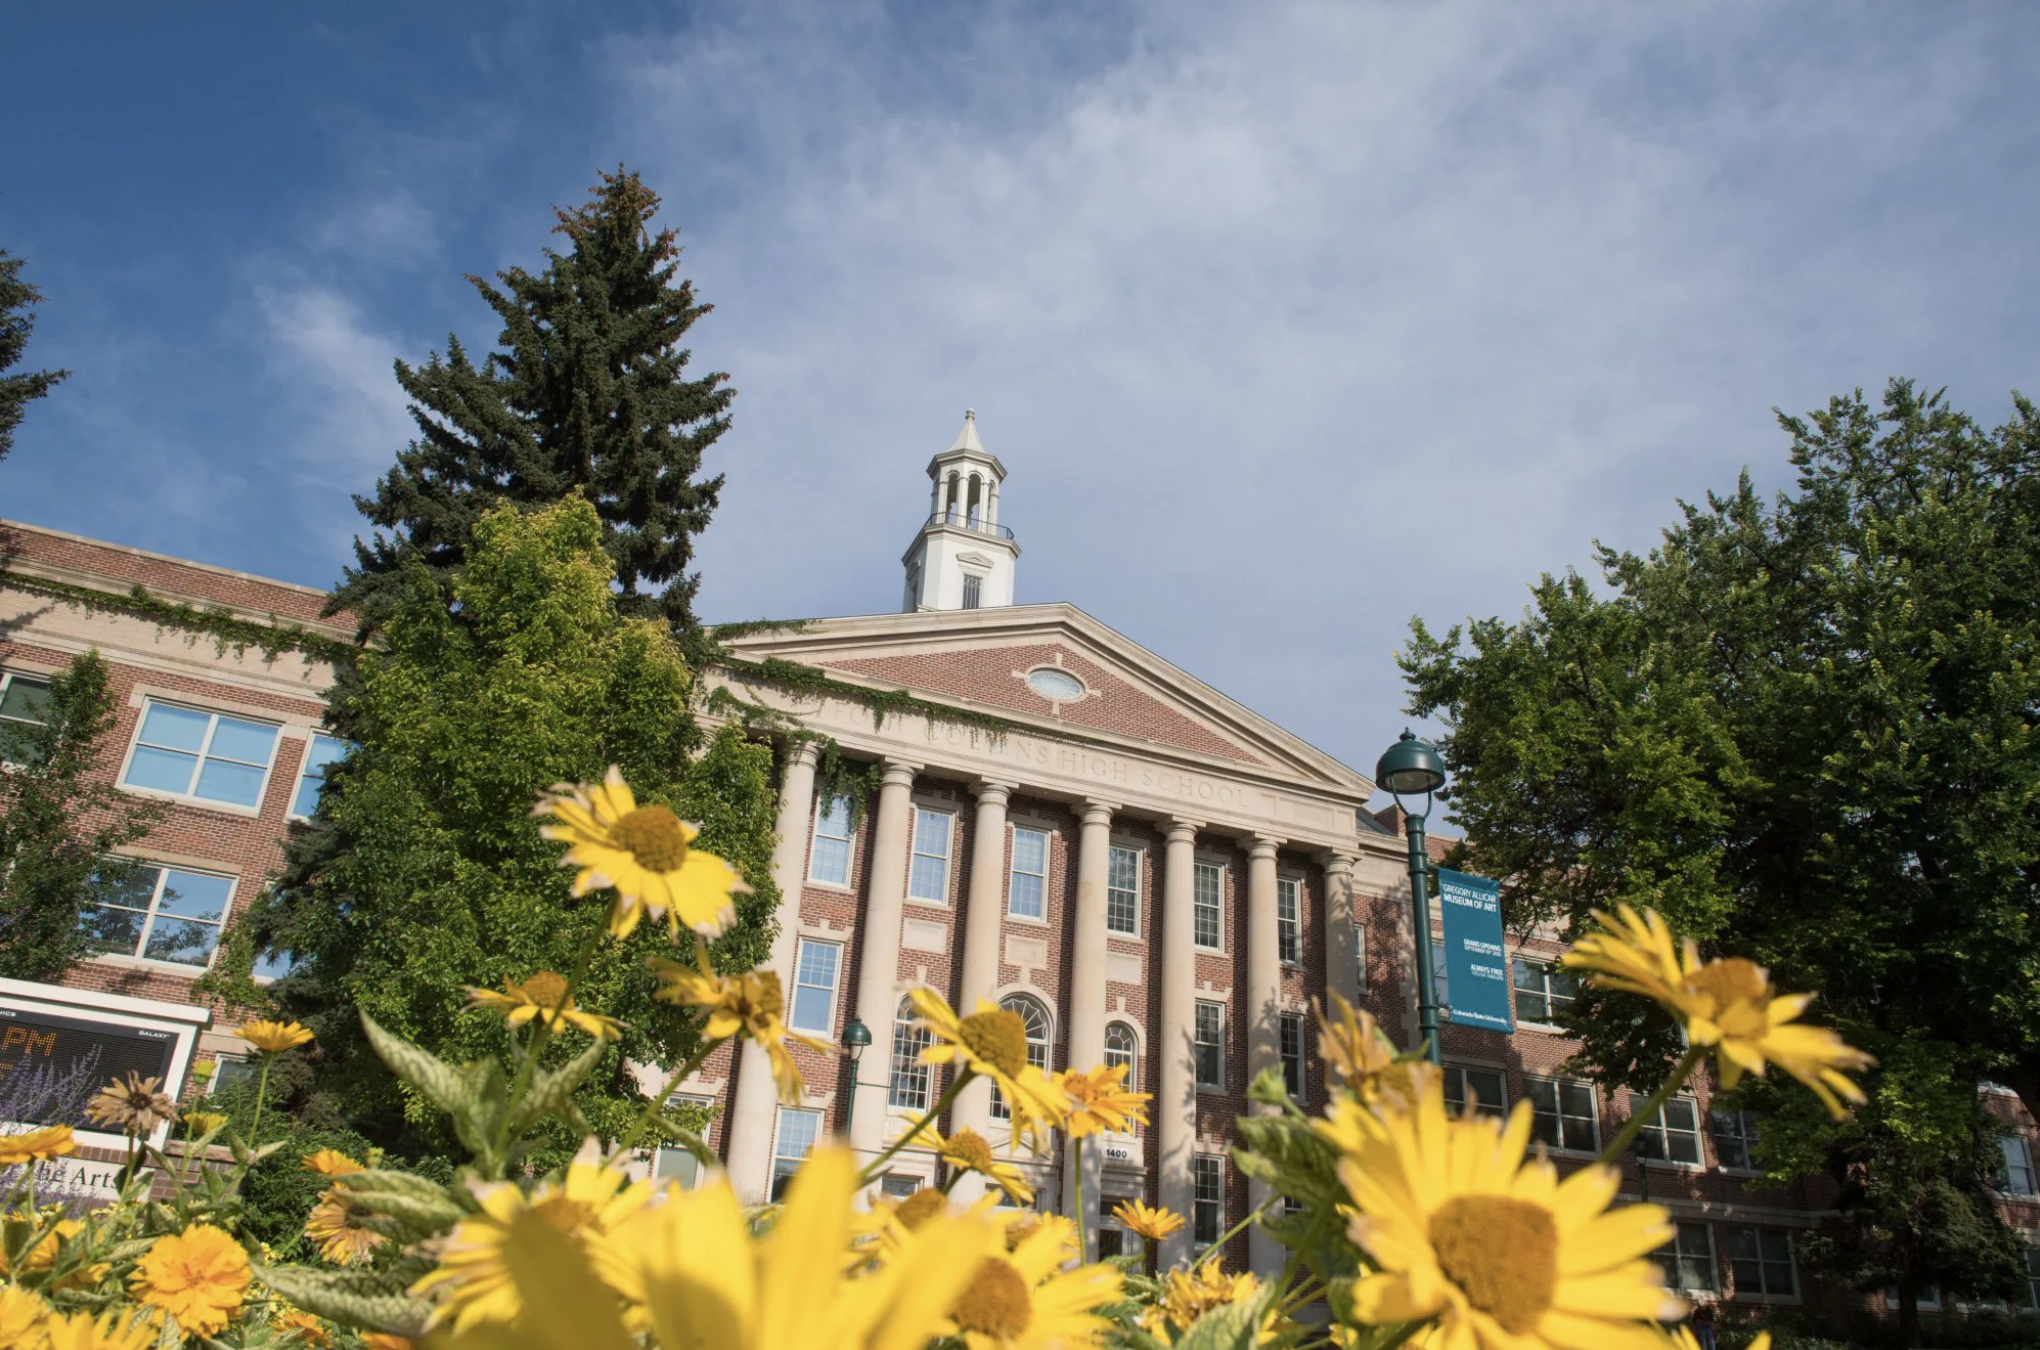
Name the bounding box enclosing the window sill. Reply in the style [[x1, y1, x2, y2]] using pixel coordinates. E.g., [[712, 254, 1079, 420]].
[[1729, 1293, 1801, 1306], [84, 952, 210, 977], [1514, 1020, 1568, 1036], [117, 784, 266, 819], [1107, 931, 1144, 944], [1716, 1166, 1763, 1180], [905, 897, 952, 910], [1194, 945, 1226, 957], [1638, 1159, 1708, 1173], [805, 878, 857, 894], [1005, 912, 1051, 928]]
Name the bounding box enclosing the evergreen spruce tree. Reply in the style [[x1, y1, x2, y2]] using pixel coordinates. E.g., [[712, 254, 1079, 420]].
[[331, 169, 732, 639], [245, 499, 777, 1159], [0, 246, 69, 465]]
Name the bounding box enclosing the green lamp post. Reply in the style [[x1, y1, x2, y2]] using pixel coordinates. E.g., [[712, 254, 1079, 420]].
[[1375, 730, 1448, 1065], [840, 1017, 873, 1135]]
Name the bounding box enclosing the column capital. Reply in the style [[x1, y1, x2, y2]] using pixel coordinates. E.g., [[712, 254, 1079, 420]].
[[1079, 800, 1117, 827], [880, 758, 922, 788], [1162, 817, 1204, 844], [1320, 850, 1357, 876], [971, 779, 1016, 804], [1248, 834, 1282, 860], [783, 738, 822, 770]]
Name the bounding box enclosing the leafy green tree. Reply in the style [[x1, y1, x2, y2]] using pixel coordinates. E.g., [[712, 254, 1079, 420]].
[[331, 169, 732, 640], [244, 498, 777, 1157], [0, 246, 68, 465], [0, 650, 163, 980], [1400, 381, 2040, 1122]]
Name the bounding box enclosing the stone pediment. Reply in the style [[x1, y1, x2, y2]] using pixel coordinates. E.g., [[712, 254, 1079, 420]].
[[713, 603, 1374, 799]]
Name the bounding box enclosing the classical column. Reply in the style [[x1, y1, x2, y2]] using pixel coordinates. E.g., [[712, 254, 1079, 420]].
[[949, 780, 1014, 1186], [724, 741, 819, 1203], [1157, 818, 1201, 1269], [849, 759, 920, 1158], [1245, 834, 1284, 1277], [1323, 853, 1359, 1009], [1064, 800, 1115, 1251]]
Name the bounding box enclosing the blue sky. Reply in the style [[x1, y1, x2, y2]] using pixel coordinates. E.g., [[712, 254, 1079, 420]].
[[3, 2, 2035, 781]]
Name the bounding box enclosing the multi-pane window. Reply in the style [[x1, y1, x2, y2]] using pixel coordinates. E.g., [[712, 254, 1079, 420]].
[[2001, 1136, 2038, 1196], [1104, 1022, 1137, 1084], [290, 734, 349, 819], [1526, 1078, 1598, 1153], [655, 1093, 715, 1187], [788, 939, 841, 1033], [961, 574, 983, 609], [1511, 960, 1578, 1024], [810, 795, 855, 885], [0, 671, 52, 766], [1194, 1002, 1225, 1089], [991, 995, 1051, 1120], [1653, 1222, 1718, 1293], [908, 809, 953, 903], [1276, 877, 1301, 964], [771, 1108, 822, 1201], [1710, 1109, 1761, 1171], [2022, 1249, 2040, 1311], [1106, 846, 1140, 935], [1726, 1226, 1796, 1298], [880, 1173, 925, 1200], [889, 996, 933, 1110], [1192, 863, 1223, 949], [1444, 1066, 1506, 1120], [121, 701, 280, 809], [1193, 1155, 1225, 1247], [1633, 1096, 1705, 1165], [1279, 1013, 1305, 1099], [81, 861, 234, 968], [1008, 826, 1049, 919]]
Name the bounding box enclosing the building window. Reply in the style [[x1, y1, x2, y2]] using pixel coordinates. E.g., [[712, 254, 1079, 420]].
[[1104, 1022, 1137, 1087], [2001, 1136, 2038, 1196], [991, 995, 1051, 1120], [1443, 1066, 1505, 1119], [1653, 1221, 1718, 1293], [1193, 1154, 1225, 1247], [289, 734, 349, 819], [1106, 846, 1140, 935], [1726, 1226, 1796, 1298], [1276, 877, 1301, 965], [788, 939, 841, 1033], [1194, 1001, 1225, 1090], [880, 1173, 925, 1200], [655, 1093, 715, 1188], [810, 795, 855, 886], [1192, 862, 1224, 950], [771, 1108, 822, 1201], [1633, 1096, 1705, 1166], [81, 861, 235, 968], [121, 701, 280, 809], [0, 671, 52, 766], [908, 808, 953, 903], [1710, 1109, 1761, 1171], [889, 996, 933, 1110], [1526, 1078, 1598, 1154], [2021, 1249, 2040, 1311], [961, 574, 983, 609], [1511, 959, 1578, 1025], [209, 1056, 259, 1093], [1279, 1013, 1305, 1099], [1008, 826, 1049, 919]]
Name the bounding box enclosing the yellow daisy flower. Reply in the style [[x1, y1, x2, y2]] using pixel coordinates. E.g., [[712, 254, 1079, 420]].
[[651, 943, 831, 1102], [1054, 1063, 1151, 1138], [410, 1161, 657, 1332], [1, 1216, 109, 1291], [1141, 1263, 1262, 1338], [182, 1112, 229, 1140], [0, 1124, 77, 1165], [944, 1216, 1123, 1350], [1111, 1198, 1185, 1243], [927, 1127, 1035, 1206], [1001, 1211, 1080, 1258], [273, 1308, 332, 1346], [1563, 906, 1875, 1117], [305, 1186, 387, 1266], [41, 1308, 154, 1350], [909, 989, 1069, 1151], [1317, 1064, 1683, 1350], [1664, 1330, 1768, 1350], [361, 1335, 416, 1350], [302, 1148, 364, 1176], [467, 971, 624, 1041], [237, 1020, 315, 1055], [0, 1284, 49, 1346], [533, 766, 750, 940], [129, 1224, 251, 1338], [1316, 994, 1415, 1108]]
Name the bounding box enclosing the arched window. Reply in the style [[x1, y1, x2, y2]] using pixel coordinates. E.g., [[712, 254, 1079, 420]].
[[889, 996, 933, 1111], [1104, 1022, 1137, 1083], [990, 994, 1052, 1121]]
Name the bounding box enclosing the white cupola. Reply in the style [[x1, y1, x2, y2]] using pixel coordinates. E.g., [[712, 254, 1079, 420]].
[[902, 409, 1020, 612]]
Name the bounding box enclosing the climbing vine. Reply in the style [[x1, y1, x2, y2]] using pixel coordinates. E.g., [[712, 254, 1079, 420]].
[[0, 572, 356, 667]]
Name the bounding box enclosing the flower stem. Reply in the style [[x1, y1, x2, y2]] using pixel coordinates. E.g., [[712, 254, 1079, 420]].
[[248, 1058, 274, 1146], [1597, 1043, 1708, 1167], [1190, 1193, 1276, 1275], [496, 924, 606, 1161], [616, 1033, 719, 1155], [1073, 1133, 1089, 1259], [858, 1069, 972, 1185]]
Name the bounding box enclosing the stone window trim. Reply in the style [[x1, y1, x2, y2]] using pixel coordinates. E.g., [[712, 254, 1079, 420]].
[[122, 682, 326, 733], [1106, 842, 1143, 939], [906, 804, 958, 906], [1192, 860, 1227, 954], [80, 857, 239, 974], [806, 793, 858, 892], [116, 697, 284, 818], [1008, 823, 1053, 922]]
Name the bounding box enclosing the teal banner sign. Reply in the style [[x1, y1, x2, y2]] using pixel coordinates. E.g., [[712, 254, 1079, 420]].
[[1436, 867, 1513, 1033]]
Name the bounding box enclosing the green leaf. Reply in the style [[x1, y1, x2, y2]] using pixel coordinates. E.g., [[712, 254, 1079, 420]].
[[1169, 1280, 1279, 1350], [254, 1263, 427, 1335], [508, 1032, 608, 1138], [360, 1011, 478, 1122]]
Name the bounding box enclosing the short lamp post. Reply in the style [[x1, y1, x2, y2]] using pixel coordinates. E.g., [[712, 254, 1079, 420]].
[[840, 1017, 873, 1136], [1375, 730, 1448, 1065]]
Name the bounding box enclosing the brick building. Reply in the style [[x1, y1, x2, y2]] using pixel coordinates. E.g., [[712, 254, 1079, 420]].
[[3, 411, 2038, 1320]]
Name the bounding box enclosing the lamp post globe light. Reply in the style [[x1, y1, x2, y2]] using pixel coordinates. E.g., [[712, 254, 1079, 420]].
[[840, 1017, 873, 1135], [1375, 730, 1448, 1065]]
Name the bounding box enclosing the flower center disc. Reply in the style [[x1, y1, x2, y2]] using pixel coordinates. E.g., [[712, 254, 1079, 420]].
[[610, 805, 689, 872], [1428, 1195, 1558, 1334], [531, 1196, 600, 1235], [894, 1188, 948, 1230], [946, 1129, 995, 1172], [959, 1010, 1030, 1076], [954, 1257, 1032, 1339], [1684, 957, 1769, 1010]]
